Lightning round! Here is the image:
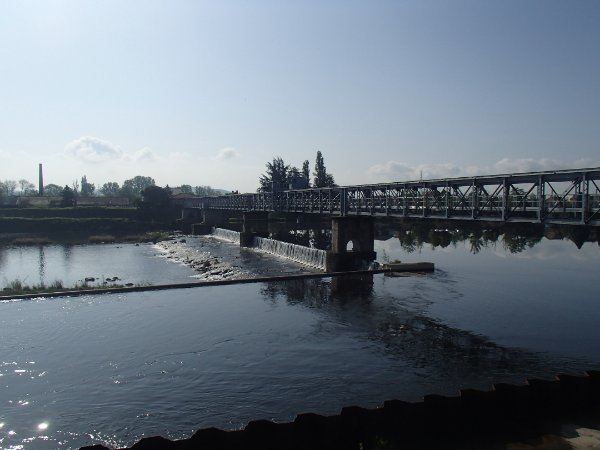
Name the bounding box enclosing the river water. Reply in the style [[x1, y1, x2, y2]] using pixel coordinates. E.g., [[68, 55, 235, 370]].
[[0, 224, 599, 449]]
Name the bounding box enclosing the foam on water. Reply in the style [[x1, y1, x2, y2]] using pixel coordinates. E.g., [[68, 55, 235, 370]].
[[212, 228, 241, 244], [253, 236, 326, 270]]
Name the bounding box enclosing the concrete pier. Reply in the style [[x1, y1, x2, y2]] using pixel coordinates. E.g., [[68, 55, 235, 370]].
[[326, 216, 376, 272]]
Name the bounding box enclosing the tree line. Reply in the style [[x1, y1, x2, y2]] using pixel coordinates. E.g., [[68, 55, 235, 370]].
[[0, 175, 220, 201], [258, 150, 336, 192], [2, 150, 336, 204]]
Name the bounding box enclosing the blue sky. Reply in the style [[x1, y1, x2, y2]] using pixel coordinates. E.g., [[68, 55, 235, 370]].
[[1, 0, 599, 193]]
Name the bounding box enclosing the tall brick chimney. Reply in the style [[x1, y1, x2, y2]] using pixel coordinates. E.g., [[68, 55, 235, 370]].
[[39, 163, 44, 196]]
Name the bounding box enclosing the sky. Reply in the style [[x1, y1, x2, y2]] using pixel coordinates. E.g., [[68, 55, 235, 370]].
[[1, 0, 599, 193]]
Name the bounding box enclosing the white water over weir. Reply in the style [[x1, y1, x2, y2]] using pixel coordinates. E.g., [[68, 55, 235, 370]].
[[212, 228, 241, 244], [253, 237, 327, 270], [210, 228, 327, 270]]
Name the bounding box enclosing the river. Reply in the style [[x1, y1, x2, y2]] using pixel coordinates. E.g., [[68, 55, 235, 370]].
[[0, 223, 599, 449]]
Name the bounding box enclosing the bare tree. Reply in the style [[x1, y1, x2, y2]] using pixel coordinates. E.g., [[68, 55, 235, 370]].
[[2, 180, 17, 196]]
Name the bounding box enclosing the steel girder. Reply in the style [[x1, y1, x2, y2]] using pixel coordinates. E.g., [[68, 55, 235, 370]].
[[196, 168, 600, 226]]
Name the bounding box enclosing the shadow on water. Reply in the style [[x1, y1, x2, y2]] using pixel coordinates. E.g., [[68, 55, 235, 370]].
[[260, 273, 577, 393]]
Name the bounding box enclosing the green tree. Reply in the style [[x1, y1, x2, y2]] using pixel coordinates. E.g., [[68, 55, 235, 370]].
[[302, 160, 310, 186], [288, 165, 301, 180], [139, 185, 171, 209], [60, 185, 76, 207], [194, 185, 218, 196], [1, 180, 17, 196], [44, 184, 63, 196], [313, 151, 335, 188], [18, 179, 36, 195], [80, 175, 95, 197], [100, 182, 121, 196], [180, 184, 193, 194], [121, 176, 155, 198], [259, 157, 289, 192]]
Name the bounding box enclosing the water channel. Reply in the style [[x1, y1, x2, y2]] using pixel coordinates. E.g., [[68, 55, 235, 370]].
[[0, 223, 599, 449]]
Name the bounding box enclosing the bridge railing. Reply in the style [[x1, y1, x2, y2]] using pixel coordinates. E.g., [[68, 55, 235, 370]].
[[195, 168, 600, 225]]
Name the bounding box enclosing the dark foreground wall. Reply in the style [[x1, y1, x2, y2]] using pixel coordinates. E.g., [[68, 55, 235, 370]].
[[81, 371, 600, 450]]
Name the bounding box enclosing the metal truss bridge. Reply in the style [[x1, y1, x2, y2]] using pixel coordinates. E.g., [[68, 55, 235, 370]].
[[187, 167, 600, 226]]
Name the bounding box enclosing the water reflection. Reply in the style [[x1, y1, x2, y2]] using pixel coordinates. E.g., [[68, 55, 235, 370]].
[[388, 222, 598, 255], [38, 245, 46, 283], [260, 275, 556, 385], [62, 243, 73, 268], [262, 221, 598, 255]]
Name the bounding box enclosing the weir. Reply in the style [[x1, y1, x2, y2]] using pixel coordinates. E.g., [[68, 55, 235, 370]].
[[212, 227, 241, 244], [211, 228, 326, 270], [253, 236, 326, 270], [202, 216, 377, 272]]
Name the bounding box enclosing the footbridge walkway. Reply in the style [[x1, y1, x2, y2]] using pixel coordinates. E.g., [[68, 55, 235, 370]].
[[186, 167, 600, 226]]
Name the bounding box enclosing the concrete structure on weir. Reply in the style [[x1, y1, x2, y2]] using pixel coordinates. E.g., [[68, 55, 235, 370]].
[[181, 209, 376, 272]]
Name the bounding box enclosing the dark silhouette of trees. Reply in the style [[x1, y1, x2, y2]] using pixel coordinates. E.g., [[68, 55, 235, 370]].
[[121, 176, 155, 199], [60, 185, 76, 207], [44, 184, 63, 196], [313, 151, 335, 188], [80, 175, 95, 197], [259, 153, 335, 192], [100, 182, 121, 196], [259, 157, 290, 192], [180, 184, 193, 194], [139, 185, 171, 209], [17, 179, 36, 195], [302, 160, 310, 187], [194, 185, 219, 196], [1, 180, 17, 196], [136, 185, 176, 221], [18, 179, 35, 195]]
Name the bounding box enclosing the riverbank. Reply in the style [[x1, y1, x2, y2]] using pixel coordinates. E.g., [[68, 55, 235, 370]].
[[1, 231, 172, 246], [0, 205, 179, 234]]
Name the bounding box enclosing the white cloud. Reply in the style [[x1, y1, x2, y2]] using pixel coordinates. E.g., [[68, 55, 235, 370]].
[[168, 151, 191, 160], [65, 136, 123, 162], [492, 158, 565, 174], [214, 147, 239, 161], [131, 147, 156, 163], [367, 157, 600, 183], [367, 161, 464, 181]]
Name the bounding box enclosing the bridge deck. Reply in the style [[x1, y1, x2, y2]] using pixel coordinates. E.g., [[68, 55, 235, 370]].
[[184, 167, 600, 226]]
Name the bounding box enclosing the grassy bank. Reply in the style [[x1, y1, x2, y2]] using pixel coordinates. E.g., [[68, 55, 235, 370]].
[[3, 231, 173, 246], [87, 231, 171, 244], [1, 278, 144, 296], [11, 237, 54, 246]]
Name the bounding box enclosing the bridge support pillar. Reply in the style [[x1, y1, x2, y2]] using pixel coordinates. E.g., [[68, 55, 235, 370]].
[[326, 216, 376, 272], [177, 208, 204, 233], [191, 223, 212, 235], [243, 211, 270, 232], [239, 211, 270, 247], [190, 209, 236, 235]]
